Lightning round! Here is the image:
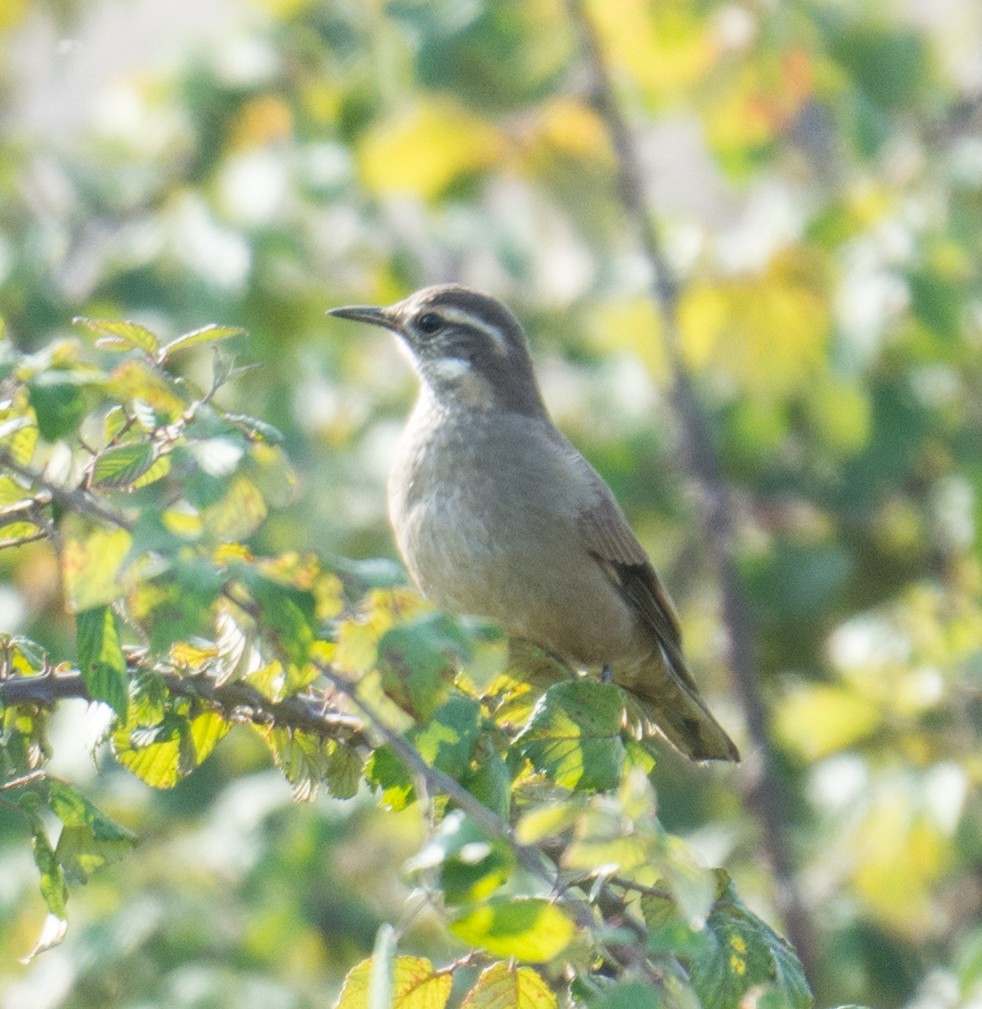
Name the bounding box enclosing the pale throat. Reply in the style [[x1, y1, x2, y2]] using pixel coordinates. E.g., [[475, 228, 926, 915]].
[[423, 356, 495, 410]]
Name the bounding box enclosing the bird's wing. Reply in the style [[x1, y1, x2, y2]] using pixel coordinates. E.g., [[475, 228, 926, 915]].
[[576, 486, 699, 690]]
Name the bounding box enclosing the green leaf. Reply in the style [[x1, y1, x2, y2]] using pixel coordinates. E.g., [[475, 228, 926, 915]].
[[378, 614, 468, 720], [263, 726, 330, 801], [689, 885, 813, 1009], [325, 742, 365, 800], [50, 780, 139, 886], [161, 323, 246, 358], [365, 745, 416, 810], [461, 962, 559, 1009], [408, 810, 514, 905], [248, 576, 316, 670], [29, 819, 68, 919], [411, 694, 481, 777], [516, 680, 625, 791], [201, 476, 267, 540], [74, 317, 160, 354], [225, 412, 285, 444], [450, 897, 575, 963], [28, 380, 87, 442], [75, 606, 128, 717], [92, 442, 157, 488], [0, 391, 39, 466], [114, 710, 229, 789], [334, 954, 452, 1009], [61, 518, 132, 612]]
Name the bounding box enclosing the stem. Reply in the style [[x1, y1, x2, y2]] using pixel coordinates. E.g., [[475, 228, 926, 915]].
[[563, 0, 816, 979]]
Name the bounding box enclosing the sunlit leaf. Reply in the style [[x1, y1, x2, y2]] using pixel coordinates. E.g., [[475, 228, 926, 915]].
[[61, 520, 132, 611], [774, 684, 880, 760], [114, 710, 229, 789], [74, 317, 160, 354], [359, 97, 501, 199], [450, 897, 575, 963], [201, 476, 267, 540], [689, 885, 812, 1009], [92, 443, 157, 488], [461, 962, 558, 1009], [75, 606, 128, 717], [161, 323, 247, 358], [108, 358, 188, 420], [516, 680, 625, 791], [334, 955, 452, 1009]]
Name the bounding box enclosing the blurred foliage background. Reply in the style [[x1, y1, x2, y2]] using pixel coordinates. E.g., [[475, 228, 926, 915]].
[[0, 0, 980, 1007]]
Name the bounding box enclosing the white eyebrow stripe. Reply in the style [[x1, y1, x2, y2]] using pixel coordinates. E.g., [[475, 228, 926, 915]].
[[437, 306, 510, 356]]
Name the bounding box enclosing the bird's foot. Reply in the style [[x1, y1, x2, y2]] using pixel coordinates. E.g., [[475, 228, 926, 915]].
[[601, 664, 613, 684]]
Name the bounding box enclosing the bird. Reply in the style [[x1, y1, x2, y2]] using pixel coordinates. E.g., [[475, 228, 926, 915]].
[[328, 285, 739, 762]]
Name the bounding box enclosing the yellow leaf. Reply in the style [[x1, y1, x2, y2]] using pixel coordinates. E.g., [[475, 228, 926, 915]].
[[851, 799, 952, 933], [679, 257, 828, 395], [61, 520, 133, 612], [202, 477, 267, 541], [334, 955, 452, 1009], [461, 962, 558, 1009], [115, 711, 229, 789], [774, 683, 880, 760], [108, 359, 188, 420], [533, 98, 611, 162], [230, 95, 294, 149], [590, 0, 714, 96], [161, 503, 203, 540], [450, 898, 575, 963], [584, 298, 667, 381], [359, 98, 502, 199]]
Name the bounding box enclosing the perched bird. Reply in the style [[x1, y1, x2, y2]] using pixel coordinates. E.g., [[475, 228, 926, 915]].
[[329, 285, 739, 762]]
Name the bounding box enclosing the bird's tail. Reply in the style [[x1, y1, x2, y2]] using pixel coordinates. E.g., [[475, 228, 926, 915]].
[[618, 650, 740, 763]]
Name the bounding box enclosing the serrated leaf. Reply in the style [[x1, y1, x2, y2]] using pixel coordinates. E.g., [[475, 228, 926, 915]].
[[92, 442, 157, 488], [334, 955, 452, 1009], [263, 726, 330, 801], [161, 323, 246, 358], [51, 781, 139, 885], [450, 898, 575, 963], [461, 962, 559, 1009], [516, 680, 625, 791], [130, 453, 171, 489], [689, 886, 813, 1009], [411, 694, 481, 778], [114, 710, 229, 789], [108, 358, 188, 420], [76, 606, 128, 717], [248, 576, 316, 670], [74, 317, 160, 354], [61, 521, 132, 612], [325, 742, 364, 800]]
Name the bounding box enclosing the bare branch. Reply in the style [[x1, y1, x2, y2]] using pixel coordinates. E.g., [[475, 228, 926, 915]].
[[563, 0, 816, 977]]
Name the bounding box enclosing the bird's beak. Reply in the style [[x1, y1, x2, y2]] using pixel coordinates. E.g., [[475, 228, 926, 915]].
[[327, 304, 401, 333]]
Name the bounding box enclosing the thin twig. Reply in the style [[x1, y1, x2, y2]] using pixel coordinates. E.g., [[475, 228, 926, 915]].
[[0, 450, 133, 531], [563, 0, 816, 978]]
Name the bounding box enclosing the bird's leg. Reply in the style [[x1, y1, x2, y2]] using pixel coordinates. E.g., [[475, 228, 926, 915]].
[[601, 664, 613, 684]]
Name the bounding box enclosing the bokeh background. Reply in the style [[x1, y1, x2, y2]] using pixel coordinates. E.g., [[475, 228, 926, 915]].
[[0, 1, 980, 1007]]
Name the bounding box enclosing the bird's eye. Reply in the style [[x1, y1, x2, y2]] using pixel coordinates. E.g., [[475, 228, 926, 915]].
[[417, 312, 444, 334]]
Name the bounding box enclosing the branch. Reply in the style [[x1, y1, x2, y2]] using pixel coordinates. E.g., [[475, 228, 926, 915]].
[[563, 0, 816, 979], [0, 450, 133, 532], [0, 664, 366, 746]]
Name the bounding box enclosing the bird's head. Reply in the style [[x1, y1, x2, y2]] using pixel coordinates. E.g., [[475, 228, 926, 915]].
[[328, 284, 547, 416]]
